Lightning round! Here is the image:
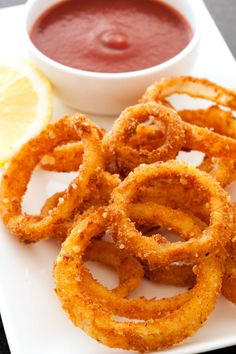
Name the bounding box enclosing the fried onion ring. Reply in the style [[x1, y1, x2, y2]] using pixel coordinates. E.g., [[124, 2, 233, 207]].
[[70, 207, 206, 320], [142, 76, 236, 110], [54, 206, 224, 352], [142, 76, 236, 158], [0, 114, 104, 243], [110, 161, 232, 267], [102, 102, 185, 175]]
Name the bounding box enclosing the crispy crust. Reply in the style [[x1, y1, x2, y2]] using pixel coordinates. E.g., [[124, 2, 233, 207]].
[[40, 127, 105, 172], [222, 204, 236, 305], [40, 142, 84, 172], [85, 239, 143, 298]]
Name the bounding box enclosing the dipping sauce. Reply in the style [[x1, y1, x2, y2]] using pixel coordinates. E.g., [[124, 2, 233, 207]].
[[31, 0, 192, 73]]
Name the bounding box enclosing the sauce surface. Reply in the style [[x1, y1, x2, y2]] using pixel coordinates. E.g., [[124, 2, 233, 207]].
[[31, 0, 192, 73]]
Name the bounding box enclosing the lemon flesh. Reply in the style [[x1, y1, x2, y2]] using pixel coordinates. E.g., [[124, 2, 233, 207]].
[[0, 58, 52, 164]]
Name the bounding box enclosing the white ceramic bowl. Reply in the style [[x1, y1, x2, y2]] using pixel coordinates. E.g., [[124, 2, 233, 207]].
[[25, 0, 201, 116]]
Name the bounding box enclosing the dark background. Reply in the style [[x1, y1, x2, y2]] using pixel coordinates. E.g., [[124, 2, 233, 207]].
[[0, 0, 235, 353]]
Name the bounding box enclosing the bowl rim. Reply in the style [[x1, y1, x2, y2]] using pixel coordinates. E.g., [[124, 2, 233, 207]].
[[25, 0, 201, 80]]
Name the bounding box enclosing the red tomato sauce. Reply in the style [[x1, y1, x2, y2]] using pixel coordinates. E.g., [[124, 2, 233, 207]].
[[31, 0, 192, 73]]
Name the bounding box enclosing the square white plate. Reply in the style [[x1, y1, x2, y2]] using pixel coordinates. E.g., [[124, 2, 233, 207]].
[[0, 2, 236, 354]]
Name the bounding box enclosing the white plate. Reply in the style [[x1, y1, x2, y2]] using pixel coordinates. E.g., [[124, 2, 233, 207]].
[[0, 2, 236, 354]]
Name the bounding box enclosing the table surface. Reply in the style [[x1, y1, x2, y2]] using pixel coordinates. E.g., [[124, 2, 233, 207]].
[[0, 1, 235, 354]]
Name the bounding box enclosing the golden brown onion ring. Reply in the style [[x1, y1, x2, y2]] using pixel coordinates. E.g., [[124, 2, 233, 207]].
[[55, 207, 198, 321], [89, 202, 205, 291], [54, 206, 224, 352], [142, 76, 236, 110], [142, 76, 236, 159], [102, 102, 185, 175], [0, 114, 103, 243], [110, 161, 232, 267], [137, 201, 236, 305], [130, 200, 236, 305]]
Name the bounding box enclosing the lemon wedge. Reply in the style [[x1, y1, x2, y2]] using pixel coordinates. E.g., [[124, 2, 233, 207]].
[[0, 57, 52, 165]]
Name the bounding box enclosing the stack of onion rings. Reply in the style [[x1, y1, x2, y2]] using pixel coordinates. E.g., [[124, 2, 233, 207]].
[[1, 75, 236, 352]]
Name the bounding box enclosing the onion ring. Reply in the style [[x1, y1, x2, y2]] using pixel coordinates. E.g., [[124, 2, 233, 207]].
[[110, 160, 232, 267], [142, 76, 236, 110], [102, 102, 185, 175], [54, 206, 224, 352], [54, 207, 201, 320], [141, 76, 236, 158], [0, 114, 104, 243]]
